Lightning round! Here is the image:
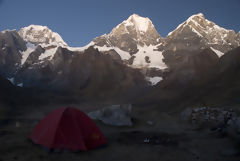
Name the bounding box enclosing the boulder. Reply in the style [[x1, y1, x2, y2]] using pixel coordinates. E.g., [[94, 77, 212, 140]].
[[180, 108, 192, 121], [234, 117, 240, 133], [88, 104, 132, 126], [181, 107, 240, 134]]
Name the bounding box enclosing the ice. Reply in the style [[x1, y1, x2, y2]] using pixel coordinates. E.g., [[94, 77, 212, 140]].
[[130, 14, 150, 32], [67, 41, 95, 52], [191, 27, 203, 37], [7, 78, 23, 87], [19, 25, 67, 46], [210, 47, 225, 57], [17, 83, 23, 87], [39, 47, 58, 60], [20, 42, 36, 65], [131, 45, 167, 69], [146, 76, 163, 86], [95, 45, 131, 60], [113, 48, 132, 60], [116, 14, 151, 33], [110, 14, 153, 37], [68, 41, 131, 60], [7, 77, 14, 84]]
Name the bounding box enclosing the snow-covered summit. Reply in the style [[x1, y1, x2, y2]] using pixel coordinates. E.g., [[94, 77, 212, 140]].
[[93, 14, 162, 56], [127, 14, 152, 32], [167, 13, 229, 37], [110, 14, 154, 36], [165, 13, 239, 53], [91, 14, 166, 69], [18, 25, 67, 47], [17, 25, 69, 66], [109, 14, 160, 40]]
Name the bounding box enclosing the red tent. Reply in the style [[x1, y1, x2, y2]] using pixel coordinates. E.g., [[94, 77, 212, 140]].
[[30, 107, 107, 151]]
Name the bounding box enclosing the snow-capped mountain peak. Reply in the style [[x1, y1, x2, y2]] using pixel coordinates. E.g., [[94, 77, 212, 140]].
[[91, 14, 165, 69], [18, 25, 68, 66], [167, 13, 209, 37], [93, 13, 162, 57], [110, 14, 156, 37], [165, 13, 239, 53], [167, 13, 236, 38], [124, 14, 152, 33], [187, 13, 205, 21], [18, 25, 67, 47]]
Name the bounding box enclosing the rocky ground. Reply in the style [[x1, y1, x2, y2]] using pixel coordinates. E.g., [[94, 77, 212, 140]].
[[0, 103, 240, 161]]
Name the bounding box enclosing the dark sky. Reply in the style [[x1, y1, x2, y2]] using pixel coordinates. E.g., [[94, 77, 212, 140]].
[[0, 0, 239, 46]]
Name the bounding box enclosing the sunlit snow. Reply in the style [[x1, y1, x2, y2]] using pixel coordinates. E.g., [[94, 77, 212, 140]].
[[19, 25, 67, 46], [39, 47, 58, 60], [67, 41, 95, 52], [20, 42, 36, 65], [95, 45, 131, 60], [132, 45, 167, 69]]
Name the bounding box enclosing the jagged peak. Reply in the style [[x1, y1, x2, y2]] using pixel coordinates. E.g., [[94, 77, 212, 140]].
[[109, 13, 156, 37], [124, 14, 153, 32], [94, 14, 161, 49], [173, 13, 208, 32], [187, 13, 205, 21], [127, 13, 151, 22], [18, 24, 67, 46], [185, 13, 213, 28], [167, 13, 229, 37], [129, 13, 142, 18]]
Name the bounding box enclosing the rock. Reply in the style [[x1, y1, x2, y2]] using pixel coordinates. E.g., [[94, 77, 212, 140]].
[[227, 119, 234, 126], [93, 14, 162, 55], [221, 149, 239, 157], [143, 138, 150, 143], [181, 107, 240, 132], [87, 110, 101, 120], [15, 121, 21, 128], [180, 108, 192, 121], [88, 104, 132, 126], [234, 117, 240, 133], [147, 120, 154, 126], [216, 113, 225, 123]]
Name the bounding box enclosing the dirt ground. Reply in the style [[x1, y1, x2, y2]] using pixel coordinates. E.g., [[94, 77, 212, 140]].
[[0, 103, 240, 161]]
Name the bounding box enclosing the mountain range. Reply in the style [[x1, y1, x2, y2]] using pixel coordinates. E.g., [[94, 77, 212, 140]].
[[0, 13, 240, 103]]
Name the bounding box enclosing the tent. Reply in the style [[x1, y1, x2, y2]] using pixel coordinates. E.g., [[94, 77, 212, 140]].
[[30, 107, 107, 151]]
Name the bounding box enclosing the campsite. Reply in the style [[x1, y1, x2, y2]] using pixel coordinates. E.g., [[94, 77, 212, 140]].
[[0, 101, 240, 161], [1, 0, 240, 160]]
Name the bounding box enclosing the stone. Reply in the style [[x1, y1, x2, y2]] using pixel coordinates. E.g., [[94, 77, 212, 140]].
[[180, 108, 192, 121], [147, 120, 154, 126], [221, 149, 239, 157], [227, 119, 234, 126], [234, 117, 240, 133], [88, 104, 132, 126]]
